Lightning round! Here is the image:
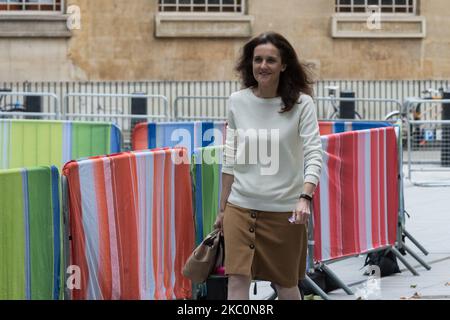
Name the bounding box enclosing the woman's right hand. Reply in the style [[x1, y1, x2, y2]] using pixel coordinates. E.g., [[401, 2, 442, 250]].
[[214, 211, 225, 234]]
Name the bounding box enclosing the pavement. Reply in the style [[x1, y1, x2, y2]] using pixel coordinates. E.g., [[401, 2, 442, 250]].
[[251, 165, 450, 300]]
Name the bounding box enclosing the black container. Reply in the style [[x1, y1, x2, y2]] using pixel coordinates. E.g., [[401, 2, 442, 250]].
[[25, 95, 42, 119], [131, 94, 147, 130], [339, 90, 356, 119]]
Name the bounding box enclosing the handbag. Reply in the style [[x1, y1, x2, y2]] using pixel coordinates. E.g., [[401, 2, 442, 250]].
[[182, 228, 225, 284]]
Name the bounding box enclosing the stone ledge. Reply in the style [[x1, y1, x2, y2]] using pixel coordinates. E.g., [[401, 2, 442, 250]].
[[155, 13, 253, 38], [0, 14, 71, 38], [331, 15, 426, 38]]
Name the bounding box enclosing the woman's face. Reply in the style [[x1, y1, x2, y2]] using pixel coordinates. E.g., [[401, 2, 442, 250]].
[[252, 43, 286, 88]]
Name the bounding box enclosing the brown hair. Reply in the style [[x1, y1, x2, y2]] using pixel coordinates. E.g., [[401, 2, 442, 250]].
[[236, 32, 314, 113]]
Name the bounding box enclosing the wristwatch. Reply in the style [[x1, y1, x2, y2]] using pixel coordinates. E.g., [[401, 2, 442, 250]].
[[299, 192, 313, 201]]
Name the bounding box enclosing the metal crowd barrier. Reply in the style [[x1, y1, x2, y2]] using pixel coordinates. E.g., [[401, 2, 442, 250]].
[[403, 98, 450, 187], [63, 92, 169, 147], [63, 92, 169, 121], [173, 96, 228, 121], [308, 128, 422, 299], [173, 95, 405, 123], [0, 91, 60, 119], [314, 97, 404, 121], [0, 166, 62, 300], [61, 148, 195, 300], [189, 124, 429, 301]]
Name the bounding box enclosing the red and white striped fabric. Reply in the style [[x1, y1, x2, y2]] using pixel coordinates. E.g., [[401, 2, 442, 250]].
[[313, 127, 399, 262], [63, 147, 195, 300]]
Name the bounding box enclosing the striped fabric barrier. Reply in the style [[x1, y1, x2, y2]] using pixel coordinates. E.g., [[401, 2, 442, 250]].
[[0, 166, 62, 300], [63, 147, 195, 300], [0, 119, 121, 170], [191, 146, 223, 245], [132, 121, 226, 155], [318, 121, 392, 136], [312, 127, 399, 262]]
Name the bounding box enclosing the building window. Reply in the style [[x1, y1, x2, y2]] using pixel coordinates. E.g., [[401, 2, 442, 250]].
[[159, 0, 244, 13], [0, 0, 63, 12], [335, 0, 416, 14]]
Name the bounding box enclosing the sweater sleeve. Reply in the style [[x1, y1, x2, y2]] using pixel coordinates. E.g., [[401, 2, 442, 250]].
[[299, 96, 323, 186], [222, 97, 236, 175]]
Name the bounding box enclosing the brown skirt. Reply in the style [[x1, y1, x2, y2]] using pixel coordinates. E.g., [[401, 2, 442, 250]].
[[223, 201, 307, 288]]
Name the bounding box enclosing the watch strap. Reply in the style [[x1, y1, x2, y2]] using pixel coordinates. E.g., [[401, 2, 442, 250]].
[[299, 193, 313, 201]]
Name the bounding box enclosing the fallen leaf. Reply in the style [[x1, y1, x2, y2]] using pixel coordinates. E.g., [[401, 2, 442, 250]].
[[410, 284, 417, 288]]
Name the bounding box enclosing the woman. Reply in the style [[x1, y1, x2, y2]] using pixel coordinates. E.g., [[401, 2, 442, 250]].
[[214, 32, 323, 300]]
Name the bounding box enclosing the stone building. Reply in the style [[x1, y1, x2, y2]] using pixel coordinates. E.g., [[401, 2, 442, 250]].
[[0, 0, 449, 81]]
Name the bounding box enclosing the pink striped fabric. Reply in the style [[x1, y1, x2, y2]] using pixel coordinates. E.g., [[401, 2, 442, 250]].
[[63, 148, 195, 300], [313, 127, 399, 262]]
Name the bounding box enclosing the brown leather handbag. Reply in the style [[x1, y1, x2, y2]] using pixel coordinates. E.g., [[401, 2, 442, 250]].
[[182, 229, 224, 284]]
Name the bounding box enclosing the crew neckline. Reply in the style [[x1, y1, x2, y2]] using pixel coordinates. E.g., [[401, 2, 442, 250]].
[[247, 87, 282, 103]]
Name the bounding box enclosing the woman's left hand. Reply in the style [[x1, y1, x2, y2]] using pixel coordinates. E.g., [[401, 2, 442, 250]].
[[290, 198, 311, 225]]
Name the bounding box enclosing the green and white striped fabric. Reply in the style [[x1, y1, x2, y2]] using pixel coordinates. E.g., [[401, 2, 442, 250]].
[[0, 166, 62, 300], [0, 119, 121, 170], [191, 145, 223, 245]]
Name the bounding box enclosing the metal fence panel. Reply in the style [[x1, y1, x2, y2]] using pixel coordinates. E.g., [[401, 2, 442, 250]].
[[2, 79, 450, 140], [405, 98, 450, 186]]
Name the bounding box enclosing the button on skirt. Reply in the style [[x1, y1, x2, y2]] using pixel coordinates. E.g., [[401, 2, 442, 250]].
[[223, 201, 307, 288]]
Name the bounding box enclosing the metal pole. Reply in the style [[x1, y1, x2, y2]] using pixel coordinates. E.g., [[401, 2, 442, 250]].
[[396, 123, 405, 248], [403, 229, 429, 255], [174, 96, 179, 121], [64, 94, 69, 120], [303, 275, 330, 300], [389, 246, 419, 276], [401, 243, 431, 270], [319, 263, 354, 295], [406, 100, 413, 180]]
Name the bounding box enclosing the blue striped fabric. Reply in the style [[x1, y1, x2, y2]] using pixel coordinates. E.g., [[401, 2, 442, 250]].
[[134, 121, 226, 155], [333, 121, 392, 133]]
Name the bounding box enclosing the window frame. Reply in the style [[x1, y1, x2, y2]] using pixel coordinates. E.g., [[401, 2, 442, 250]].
[[158, 0, 246, 15], [335, 0, 417, 16], [0, 0, 65, 13]]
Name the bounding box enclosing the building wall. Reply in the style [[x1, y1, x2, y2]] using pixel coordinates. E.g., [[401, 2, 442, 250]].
[[0, 38, 72, 81], [66, 0, 244, 81], [1, 0, 450, 82]]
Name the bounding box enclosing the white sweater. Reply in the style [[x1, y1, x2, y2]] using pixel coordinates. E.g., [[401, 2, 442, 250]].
[[222, 88, 323, 212]]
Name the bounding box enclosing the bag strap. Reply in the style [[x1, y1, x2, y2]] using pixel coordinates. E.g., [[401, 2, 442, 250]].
[[214, 234, 225, 268], [203, 229, 220, 247]]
